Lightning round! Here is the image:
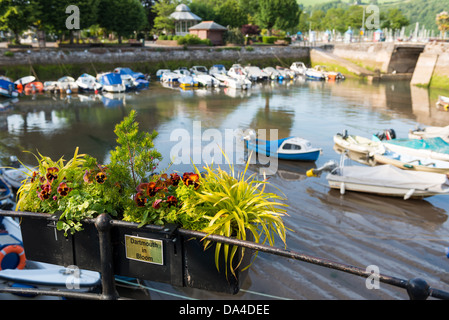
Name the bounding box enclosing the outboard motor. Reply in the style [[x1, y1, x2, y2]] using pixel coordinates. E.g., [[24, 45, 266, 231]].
[[375, 129, 396, 141]]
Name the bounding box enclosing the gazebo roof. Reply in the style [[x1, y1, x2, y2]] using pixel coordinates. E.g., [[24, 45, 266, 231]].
[[189, 21, 227, 31], [170, 4, 201, 21]]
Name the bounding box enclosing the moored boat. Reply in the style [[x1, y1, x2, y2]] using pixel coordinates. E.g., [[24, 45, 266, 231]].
[[98, 73, 126, 93], [307, 161, 449, 199], [76, 73, 102, 92], [436, 95, 449, 110], [0, 76, 19, 98], [409, 125, 449, 143], [378, 136, 449, 162], [290, 62, 307, 75], [245, 136, 321, 161], [373, 150, 449, 174], [23, 82, 44, 95], [333, 131, 385, 156]]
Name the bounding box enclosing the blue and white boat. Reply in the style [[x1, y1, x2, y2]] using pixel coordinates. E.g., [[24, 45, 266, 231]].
[[0, 76, 19, 98], [179, 75, 198, 88], [114, 67, 149, 89], [374, 135, 449, 162], [97, 72, 126, 93], [76, 73, 102, 92], [245, 136, 321, 161], [305, 68, 325, 80]]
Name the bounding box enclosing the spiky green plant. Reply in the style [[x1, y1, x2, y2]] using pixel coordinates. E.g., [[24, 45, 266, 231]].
[[175, 152, 288, 278]]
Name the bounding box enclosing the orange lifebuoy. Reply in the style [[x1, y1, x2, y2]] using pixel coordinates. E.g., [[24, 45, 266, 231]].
[[0, 245, 26, 270]]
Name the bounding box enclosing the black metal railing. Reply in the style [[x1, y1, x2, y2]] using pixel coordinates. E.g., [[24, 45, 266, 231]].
[[0, 210, 448, 300]]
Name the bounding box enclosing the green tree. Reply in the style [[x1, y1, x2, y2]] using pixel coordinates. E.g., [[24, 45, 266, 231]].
[[0, 0, 31, 44], [98, 0, 146, 43], [323, 7, 346, 33], [309, 10, 325, 31], [189, 0, 218, 22], [257, 0, 299, 35], [152, 0, 177, 34], [343, 5, 364, 31], [381, 8, 409, 30], [215, 0, 247, 28]]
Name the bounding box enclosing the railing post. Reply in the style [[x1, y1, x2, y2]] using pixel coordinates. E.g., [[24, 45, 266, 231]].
[[95, 213, 119, 300]]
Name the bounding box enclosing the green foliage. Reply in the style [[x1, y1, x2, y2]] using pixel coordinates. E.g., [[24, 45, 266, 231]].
[[223, 27, 245, 45], [380, 8, 409, 30], [98, 0, 146, 42], [257, 0, 300, 34], [175, 156, 287, 278], [177, 34, 212, 46], [262, 35, 277, 44]]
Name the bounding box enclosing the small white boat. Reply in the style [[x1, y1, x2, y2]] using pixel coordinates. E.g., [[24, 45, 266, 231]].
[[160, 71, 180, 83], [314, 65, 345, 80], [178, 75, 198, 88], [374, 150, 449, 174], [209, 64, 227, 76], [378, 136, 449, 162], [263, 67, 284, 80], [276, 66, 296, 80], [305, 68, 325, 80], [214, 74, 251, 90], [189, 66, 208, 75], [307, 161, 449, 200], [56, 76, 78, 94], [290, 62, 307, 75], [76, 74, 102, 92], [333, 131, 385, 156], [228, 64, 246, 81], [409, 125, 449, 143], [244, 66, 269, 81], [156, 69, 171, 80], [193, 74, 220, 87], [14, 76, 35, 86], [436, 95, 449, 110]]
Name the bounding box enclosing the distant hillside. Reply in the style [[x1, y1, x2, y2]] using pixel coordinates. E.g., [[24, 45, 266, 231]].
[[297, 0, 446, 33]]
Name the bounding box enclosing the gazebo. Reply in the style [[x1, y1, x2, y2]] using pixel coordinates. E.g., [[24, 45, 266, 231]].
[[170, 4, 201, 36], [189, 21, 227, 45]]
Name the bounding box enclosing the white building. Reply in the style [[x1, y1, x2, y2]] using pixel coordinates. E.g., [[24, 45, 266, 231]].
[[170, 4, 202, 36]]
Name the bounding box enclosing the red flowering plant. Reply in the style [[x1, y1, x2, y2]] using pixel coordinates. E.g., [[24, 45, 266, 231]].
[[123, 172, 202, 227], [16, 110, 162, 235]]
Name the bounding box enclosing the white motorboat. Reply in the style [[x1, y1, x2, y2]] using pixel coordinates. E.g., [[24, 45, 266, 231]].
[[213, 74, 251, 90], [305, 68, 325, 80], [436, 95, 449, 110], [290, 62, 307, 75], [193, 74, 220, 87], [76, 73, 102, 92], [307, 161, 449, 200], [56, 76, 78, 93], [156, 69, 171, 80], [189, 66, 208, 75], [276, 66, 296, 80], [263, 67, 283, 80], [209, 64, 227, 76], [244, 66, 269, 81], [373, 150, 449, 174], [409, 125, 449, 143], [227, 64, 247, 81], [333, 131, 385, 156]]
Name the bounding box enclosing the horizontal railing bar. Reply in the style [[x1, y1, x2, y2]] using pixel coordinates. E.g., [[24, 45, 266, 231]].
[[1, 210, 448, 300]]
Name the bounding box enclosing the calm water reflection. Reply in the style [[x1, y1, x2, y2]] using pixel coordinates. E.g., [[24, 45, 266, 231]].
[[1, 78, 449, 299]]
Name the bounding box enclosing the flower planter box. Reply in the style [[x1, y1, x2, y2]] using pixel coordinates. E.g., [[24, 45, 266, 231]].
[[20, 215, 251, 294]]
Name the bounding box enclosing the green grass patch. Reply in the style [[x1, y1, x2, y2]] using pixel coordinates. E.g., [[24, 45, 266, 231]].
[[429, 74, 449, 91]]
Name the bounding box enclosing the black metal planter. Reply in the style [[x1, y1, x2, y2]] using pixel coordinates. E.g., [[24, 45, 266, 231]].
[[19, 214, 251, 294]]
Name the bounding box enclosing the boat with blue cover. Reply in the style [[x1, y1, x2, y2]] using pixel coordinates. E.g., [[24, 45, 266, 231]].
[[245, 136, 321, 161], [98, 72, 126, 93], [114, 67, 149, 89], [375, 136, 449, 162], [0, 77, 18, 98]]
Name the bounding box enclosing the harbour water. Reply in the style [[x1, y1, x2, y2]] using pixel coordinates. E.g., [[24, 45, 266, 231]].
[[1, 77, 449, 299]]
